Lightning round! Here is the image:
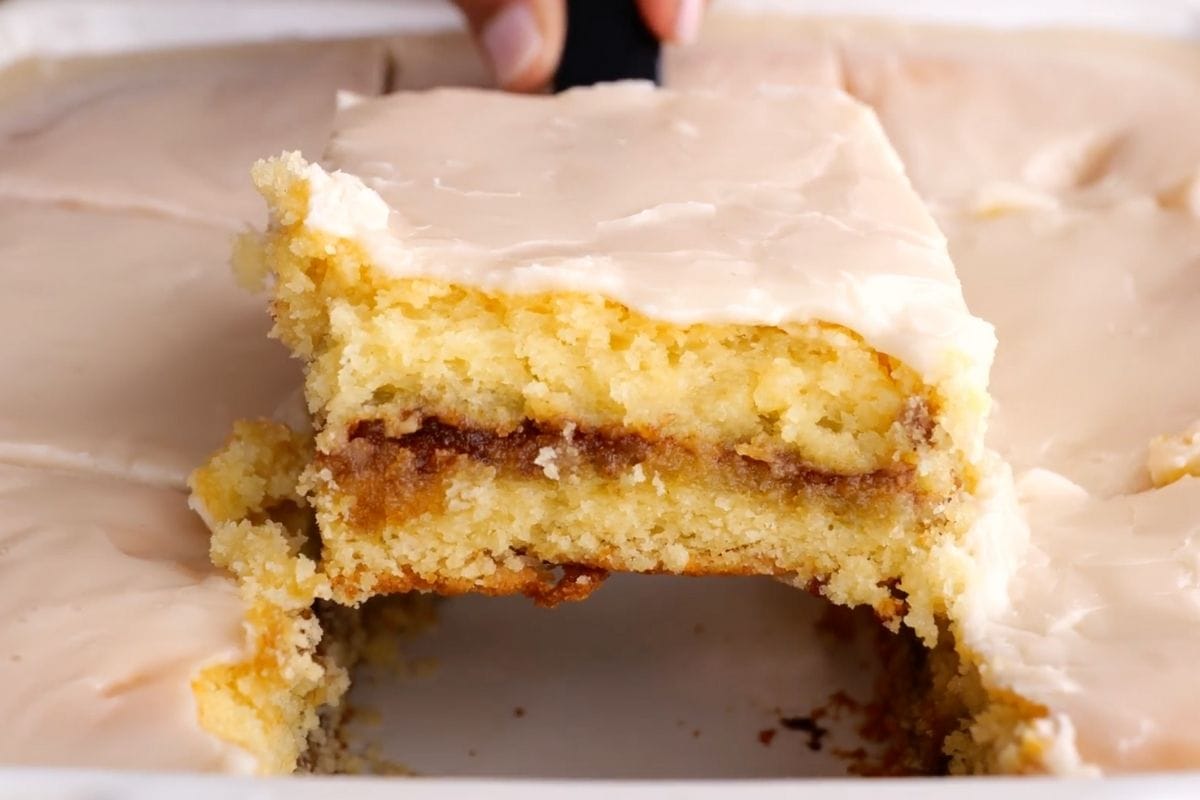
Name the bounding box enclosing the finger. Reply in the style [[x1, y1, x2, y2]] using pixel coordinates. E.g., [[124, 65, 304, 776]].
[[456, 0, 566, 92], [637, 0, 704, 44]]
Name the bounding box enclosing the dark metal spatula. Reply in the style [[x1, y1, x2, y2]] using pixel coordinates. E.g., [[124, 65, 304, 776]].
[[553, 0, 661, 91]]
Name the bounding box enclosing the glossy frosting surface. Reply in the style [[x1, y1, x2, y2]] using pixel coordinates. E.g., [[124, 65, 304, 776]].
[[0, 41, 383, 228], [309, 83, 996, 390], [821, 24, 1200, 771], [0, 40, 384, 770], [680, 19, 1200, 772], [0, 462, 253, 771], [0, 200, 298, 488], [0, 40, 385, 487], [946, 201, 1200, 772]]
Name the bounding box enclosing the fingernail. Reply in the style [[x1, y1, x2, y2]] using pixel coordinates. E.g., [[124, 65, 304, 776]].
[[673, 0, 703, 43], [481, 2, 543, 88]]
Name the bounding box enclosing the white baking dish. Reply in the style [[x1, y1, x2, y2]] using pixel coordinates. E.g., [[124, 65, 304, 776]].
[[1, 1, 1198, 796]]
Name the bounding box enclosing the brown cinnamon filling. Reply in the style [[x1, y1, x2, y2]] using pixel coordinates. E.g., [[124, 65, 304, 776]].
[[318, 417, 921, 531]]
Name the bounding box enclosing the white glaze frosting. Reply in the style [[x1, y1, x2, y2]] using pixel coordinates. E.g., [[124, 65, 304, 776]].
[[0, 462, 254, 771], [836, 23, 1200, 210], [674, 14, 1200, 773], [0, 40, 384, 770], [664, 16, 842, 90], [0, 200, 299, 489], [0, 42, 384, 489], [0, 41, 384, 228], [944, 201, 1200, 772], [305, 83, 996, 401]]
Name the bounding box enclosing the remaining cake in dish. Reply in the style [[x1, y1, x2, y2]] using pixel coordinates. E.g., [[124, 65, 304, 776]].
[[0, 40, 386, 227], [0, 201, 299, 487], [939, 201, 1200, 774], [672, 11, 1200, 774], [0, 38, 388, 484], [0, 40, 391, 773], [231, 82, 997, 644], [838, 25, 1200, 775], [0, 203, 343, 774], [0, 461, 253, 771]]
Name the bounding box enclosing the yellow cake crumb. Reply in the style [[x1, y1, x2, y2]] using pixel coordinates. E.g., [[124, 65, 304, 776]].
[[1147, 420, 1200, 487], [189, 420, 342, 774]]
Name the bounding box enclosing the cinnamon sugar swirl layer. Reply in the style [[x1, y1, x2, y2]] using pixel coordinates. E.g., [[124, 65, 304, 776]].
[[306, 414, 966, 632], [326, 417, 923, 532]]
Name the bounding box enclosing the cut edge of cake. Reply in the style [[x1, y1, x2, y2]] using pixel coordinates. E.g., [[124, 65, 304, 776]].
[[188, 420, 346, 774], [188, 418, 442, 774]]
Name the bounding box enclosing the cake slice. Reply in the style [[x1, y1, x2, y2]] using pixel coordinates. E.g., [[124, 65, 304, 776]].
[[238, 84, 996, 640]]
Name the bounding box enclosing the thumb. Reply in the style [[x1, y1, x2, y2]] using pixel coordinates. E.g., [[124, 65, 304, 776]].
[[638, 0, 704, 44], [455, 0, 566, 92]]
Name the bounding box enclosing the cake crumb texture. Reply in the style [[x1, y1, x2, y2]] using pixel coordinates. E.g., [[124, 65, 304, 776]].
[[190, 420, 345, 774]]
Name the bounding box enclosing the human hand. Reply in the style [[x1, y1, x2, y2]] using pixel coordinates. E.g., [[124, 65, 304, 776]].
[[451, 0, 703, 92]]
